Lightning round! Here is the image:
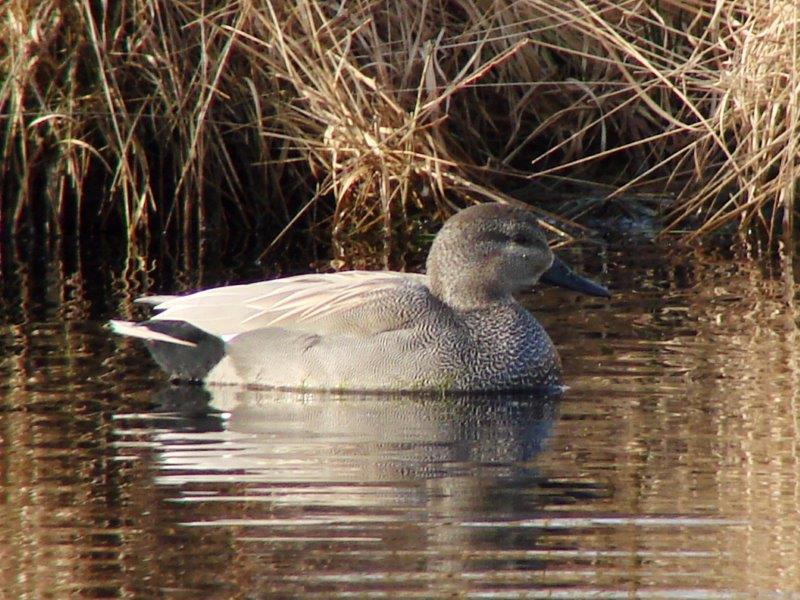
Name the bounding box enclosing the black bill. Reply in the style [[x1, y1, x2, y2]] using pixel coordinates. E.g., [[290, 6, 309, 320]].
[[540, 256, 610, 298]]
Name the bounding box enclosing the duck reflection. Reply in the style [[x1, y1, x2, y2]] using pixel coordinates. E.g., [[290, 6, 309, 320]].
[[125, 387, 590, 596], [149, 385, 559, 481]]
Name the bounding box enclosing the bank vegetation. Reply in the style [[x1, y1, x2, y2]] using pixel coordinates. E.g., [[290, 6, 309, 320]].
[[1, 0, 798, 254]]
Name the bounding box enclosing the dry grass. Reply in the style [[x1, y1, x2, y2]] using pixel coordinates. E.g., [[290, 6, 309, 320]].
[[1, 0, 798, 251]]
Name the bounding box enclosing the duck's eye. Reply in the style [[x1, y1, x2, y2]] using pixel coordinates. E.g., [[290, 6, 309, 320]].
[[511, 233, 530, 246]]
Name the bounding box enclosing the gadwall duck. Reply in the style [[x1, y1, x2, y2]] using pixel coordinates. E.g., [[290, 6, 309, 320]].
[[110, 203, 609, 392]]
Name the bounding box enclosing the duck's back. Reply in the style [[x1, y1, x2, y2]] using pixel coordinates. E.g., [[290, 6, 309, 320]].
[[144, 271, 430, 337]]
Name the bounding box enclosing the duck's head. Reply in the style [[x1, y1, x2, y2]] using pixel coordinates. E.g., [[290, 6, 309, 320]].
[[427, 203, 609, 309]]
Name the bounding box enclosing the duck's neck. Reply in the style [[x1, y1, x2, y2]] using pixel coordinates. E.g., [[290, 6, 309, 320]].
[[428, 267, 513, 311]]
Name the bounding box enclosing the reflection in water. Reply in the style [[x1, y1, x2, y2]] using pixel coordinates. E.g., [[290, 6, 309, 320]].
[[1, 236, 800, 597], [156, 385, 558, 478], [117, 386, 575, 598]]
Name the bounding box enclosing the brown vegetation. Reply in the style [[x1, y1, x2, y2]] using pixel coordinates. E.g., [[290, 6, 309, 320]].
[[1, 0, 798, 250]]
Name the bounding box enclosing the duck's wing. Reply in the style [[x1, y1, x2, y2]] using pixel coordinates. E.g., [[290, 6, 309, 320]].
[[140, 270, 430, 338]]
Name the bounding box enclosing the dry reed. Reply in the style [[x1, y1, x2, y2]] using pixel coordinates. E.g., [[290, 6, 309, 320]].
[[1, 0, 797, 250]]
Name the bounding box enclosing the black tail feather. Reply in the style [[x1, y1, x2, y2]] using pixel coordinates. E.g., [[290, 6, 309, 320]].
[[143, 320, 225, 382]]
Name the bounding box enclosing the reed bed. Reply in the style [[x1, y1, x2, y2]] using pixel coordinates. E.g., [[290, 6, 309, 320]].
[[1, 0, 798, 250]]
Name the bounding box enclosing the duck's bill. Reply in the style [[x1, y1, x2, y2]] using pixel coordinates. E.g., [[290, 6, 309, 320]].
[[540, 256, 610, 298]]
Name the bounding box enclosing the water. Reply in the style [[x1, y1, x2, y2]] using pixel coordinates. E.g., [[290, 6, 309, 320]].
[[1, 234, 799, 598]]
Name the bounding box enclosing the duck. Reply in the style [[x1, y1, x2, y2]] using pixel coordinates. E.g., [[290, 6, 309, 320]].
[[110, 203, 609, 392]]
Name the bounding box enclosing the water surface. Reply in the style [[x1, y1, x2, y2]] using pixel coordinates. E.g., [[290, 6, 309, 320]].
[[1, 235, 799, 598]]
